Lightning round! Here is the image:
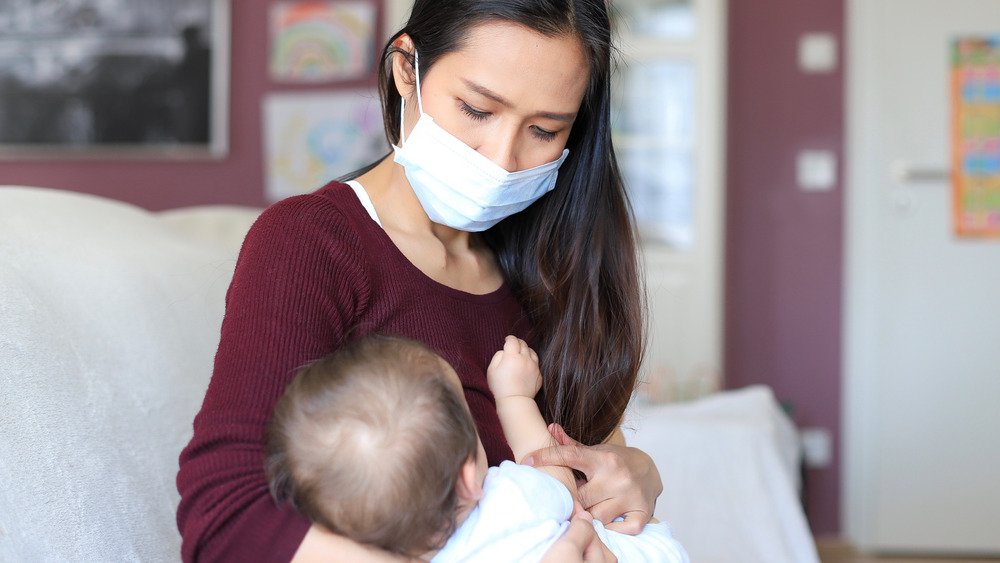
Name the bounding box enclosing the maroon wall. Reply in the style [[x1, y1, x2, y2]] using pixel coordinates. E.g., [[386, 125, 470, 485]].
[[0, 2, 380, 211], [725, 0, 845, 536], [2, 0, 847, 537]]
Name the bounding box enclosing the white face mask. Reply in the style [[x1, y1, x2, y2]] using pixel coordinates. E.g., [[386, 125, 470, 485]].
[[392, 51, 570, 232]]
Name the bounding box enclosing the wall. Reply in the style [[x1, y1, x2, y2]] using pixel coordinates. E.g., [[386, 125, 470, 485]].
[[0, 3, 382, 211], [725, 0, 844, 536], [3, 0, 847, 536]]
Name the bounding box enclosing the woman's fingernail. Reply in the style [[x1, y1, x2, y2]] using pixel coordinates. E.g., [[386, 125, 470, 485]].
[[522, 455, 535, 466]]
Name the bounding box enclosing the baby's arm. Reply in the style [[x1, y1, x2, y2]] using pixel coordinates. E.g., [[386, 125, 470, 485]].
[[487, 336, 578, 495]]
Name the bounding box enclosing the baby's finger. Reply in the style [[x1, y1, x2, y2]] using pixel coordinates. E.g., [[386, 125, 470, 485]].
[[488, 349, 504, 370], [506, 335, 527, 355], [504, 335, 521, 353]]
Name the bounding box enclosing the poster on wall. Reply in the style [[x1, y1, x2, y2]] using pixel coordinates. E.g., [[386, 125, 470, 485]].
[[269, 1, 377, 83], [952, 36, 1000, 237], [263, 90, 388, 201], [0, 0, 230, 158]]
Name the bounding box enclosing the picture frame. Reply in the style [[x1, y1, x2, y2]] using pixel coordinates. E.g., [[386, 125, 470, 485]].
[[952, 35, 1000, 238], [0, 0, 230, 159], [263, 89, 388, 201], [268, 0, 378, 85]]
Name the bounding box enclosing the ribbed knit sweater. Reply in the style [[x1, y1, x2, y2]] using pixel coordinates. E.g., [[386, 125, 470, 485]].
[[176, 182, 530, 562]]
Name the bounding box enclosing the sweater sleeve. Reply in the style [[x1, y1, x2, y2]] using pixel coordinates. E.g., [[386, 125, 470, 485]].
[[176, 195, 369, 562]]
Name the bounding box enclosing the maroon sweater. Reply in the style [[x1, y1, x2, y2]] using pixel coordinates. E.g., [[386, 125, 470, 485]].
[[176, 182, 530, 562]]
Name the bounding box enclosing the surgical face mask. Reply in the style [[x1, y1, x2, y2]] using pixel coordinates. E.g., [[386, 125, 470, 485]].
[[392, 51, 569, 232]]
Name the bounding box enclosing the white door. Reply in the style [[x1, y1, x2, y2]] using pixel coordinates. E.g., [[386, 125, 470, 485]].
[[846, 0, 1000, 554], [614, 0, 728, 403]]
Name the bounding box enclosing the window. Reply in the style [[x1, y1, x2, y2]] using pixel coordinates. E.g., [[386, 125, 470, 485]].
[[611, 0, 726, 401], [612, 0, 719, 251]]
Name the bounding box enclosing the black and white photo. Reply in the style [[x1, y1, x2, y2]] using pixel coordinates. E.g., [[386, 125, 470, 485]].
[[0, 0, 229, 157]]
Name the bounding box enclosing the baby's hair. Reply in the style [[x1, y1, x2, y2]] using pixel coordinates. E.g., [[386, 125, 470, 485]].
[[265, 335, 479, 555]]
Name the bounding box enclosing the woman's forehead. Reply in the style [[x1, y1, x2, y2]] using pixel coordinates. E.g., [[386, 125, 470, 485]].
[[430, 21, 589, 113]]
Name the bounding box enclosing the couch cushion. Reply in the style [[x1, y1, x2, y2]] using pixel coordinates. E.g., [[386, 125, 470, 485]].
[[624, 386, 816, 563], [0, 187, 259, 562]]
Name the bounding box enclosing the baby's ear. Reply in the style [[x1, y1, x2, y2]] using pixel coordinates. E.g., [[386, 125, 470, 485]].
[[455, 457, 483, 503]]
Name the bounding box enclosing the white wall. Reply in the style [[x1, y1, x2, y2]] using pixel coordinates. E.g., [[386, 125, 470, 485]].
[[384, 0, 411, 38]]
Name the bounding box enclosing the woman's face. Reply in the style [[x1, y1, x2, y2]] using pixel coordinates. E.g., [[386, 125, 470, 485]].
[[397, 21, 590, 173]]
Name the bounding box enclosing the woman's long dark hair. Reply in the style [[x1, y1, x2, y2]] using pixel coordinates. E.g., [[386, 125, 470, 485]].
[[376, 0, 645, 446]]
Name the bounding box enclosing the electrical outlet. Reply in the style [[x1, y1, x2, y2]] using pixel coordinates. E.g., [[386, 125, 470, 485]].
[[800, 427, 832, 468]]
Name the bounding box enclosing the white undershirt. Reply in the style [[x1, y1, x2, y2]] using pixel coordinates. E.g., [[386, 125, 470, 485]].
[[345, 180, 382, 227]]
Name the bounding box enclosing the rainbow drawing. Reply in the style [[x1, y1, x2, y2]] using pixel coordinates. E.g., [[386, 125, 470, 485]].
[[270, 1, 376, 82]]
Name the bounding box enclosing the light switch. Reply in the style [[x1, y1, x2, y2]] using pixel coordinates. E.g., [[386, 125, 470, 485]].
[[797, 150, 837, 192], [798, 32, 838, 73]]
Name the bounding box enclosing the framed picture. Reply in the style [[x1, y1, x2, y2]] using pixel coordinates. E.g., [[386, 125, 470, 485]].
[[263, 90, 388, 201], [0, 0, 230, 158], [952, 36, 1000, 237], [269, 0, 378, 84]]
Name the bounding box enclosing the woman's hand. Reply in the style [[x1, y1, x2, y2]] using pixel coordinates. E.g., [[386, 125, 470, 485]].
[[540, 512, 618, 563], [524, 424, 662, 535]]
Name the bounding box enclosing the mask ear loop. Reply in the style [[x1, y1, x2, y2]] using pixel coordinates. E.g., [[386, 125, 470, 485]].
[[399, 50, 424, 145], [413, 50, 424, 111]]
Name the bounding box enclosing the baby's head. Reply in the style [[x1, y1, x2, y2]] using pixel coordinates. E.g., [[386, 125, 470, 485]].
[[266, 335, 487, 556]]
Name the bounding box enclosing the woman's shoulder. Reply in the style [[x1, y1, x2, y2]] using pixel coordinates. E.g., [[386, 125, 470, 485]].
[[247, 181, 383, 246], [254, 181, 362, 230], [238, 181, 375, 264]]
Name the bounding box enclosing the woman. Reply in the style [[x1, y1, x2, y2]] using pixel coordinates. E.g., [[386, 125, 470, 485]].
[[176, 1, 660, 560]]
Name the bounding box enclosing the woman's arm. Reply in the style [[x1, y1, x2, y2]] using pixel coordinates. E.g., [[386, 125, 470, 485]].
[[522, 423, 662, 535], [292, 526, 416, 563], [176, 196, 383, 561]]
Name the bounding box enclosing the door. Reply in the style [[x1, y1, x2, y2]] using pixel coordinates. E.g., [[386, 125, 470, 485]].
[[846, 0, 1000, 554], [613, 0, 728, 403]]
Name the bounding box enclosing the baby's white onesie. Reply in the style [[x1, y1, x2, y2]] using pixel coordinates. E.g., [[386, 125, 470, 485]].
[[433, 461, 689, 562]]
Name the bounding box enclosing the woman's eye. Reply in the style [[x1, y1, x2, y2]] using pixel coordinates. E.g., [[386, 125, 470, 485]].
[[459, 100, 557, 141], [459, 102, 490, 121], [531, 126, 557, 142]]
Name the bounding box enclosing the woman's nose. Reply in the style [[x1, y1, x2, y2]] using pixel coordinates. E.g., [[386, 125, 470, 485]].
[[477, 128, 519, 172]]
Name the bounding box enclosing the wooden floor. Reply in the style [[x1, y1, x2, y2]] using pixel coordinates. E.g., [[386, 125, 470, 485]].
[[817, 539, 1000, 563]]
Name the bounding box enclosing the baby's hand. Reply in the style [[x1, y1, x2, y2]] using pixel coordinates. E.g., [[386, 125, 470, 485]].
[[487, 336, 542, 400]]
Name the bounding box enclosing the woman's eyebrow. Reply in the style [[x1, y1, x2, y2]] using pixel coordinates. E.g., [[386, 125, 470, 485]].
[[461, 78, 576, 122]]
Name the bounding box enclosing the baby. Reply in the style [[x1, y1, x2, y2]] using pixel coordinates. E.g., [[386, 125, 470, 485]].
[[266, 334, 688, 561]]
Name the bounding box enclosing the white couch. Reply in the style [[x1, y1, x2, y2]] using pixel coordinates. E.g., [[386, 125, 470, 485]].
[[0, 186, 818, 562], [1, 187, 258, 562]]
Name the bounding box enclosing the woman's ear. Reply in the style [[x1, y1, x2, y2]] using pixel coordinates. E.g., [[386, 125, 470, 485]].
[[391, 34, 417, 100], [455, 456, 483, 504]]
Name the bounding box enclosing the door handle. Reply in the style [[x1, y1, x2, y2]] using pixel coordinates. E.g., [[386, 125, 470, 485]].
[[891, 161, 951, 185]]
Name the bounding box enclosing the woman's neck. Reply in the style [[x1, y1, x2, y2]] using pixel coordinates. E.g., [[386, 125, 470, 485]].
[[357, 156, 470, 245], [355, 157, 503, 295]]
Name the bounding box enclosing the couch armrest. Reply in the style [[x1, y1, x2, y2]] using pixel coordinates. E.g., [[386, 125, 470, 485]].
[[624, 386, 818, 563]]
